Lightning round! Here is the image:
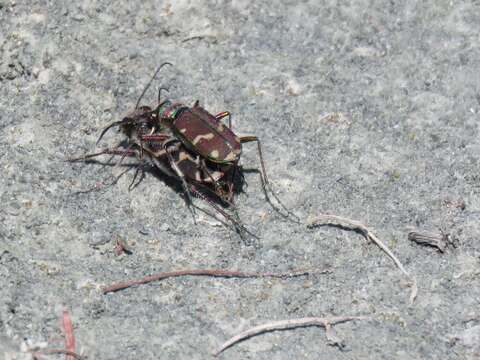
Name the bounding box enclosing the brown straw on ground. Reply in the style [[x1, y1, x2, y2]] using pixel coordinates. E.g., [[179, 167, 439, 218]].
[[307, 213, 417, 304], [214, 315, 366, 356]]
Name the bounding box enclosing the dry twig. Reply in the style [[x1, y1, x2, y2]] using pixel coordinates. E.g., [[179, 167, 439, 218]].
[[103, 268, 324, 294], [32, 349, 85, 360], [307, 214, 417, 304], [31, 311, 83, 360], [62, 310, 76, 360], [213, 315, 366, 357]]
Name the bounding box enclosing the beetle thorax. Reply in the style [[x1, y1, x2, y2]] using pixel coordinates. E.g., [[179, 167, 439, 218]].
[[158, 100, 186, 122]]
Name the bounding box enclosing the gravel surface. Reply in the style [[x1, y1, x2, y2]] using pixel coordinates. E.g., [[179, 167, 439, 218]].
[[1, 1, 479, 359]]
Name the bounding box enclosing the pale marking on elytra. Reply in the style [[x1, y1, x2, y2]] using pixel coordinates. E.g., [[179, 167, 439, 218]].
[[225, 151, 237, 162], [210, 150, 220, 159], [192, 133, 215, 145]]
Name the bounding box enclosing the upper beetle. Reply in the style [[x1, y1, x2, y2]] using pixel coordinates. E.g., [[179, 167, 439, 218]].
[[155, 99, 242, 164]]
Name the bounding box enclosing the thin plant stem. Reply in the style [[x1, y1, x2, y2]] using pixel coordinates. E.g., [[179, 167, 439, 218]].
[[307, 214, 418, 304], [213, 315, 366, 357], [103, 268, 322, 294]]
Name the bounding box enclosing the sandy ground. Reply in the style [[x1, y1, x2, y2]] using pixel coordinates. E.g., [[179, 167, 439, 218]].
[[1, 1, 479, 359]]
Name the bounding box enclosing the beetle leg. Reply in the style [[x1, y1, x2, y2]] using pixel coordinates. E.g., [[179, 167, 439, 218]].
[[68, 146, 144, 194], [139, 139, 145, 160], [102, 145, 152, 190], [188, 184, 258, 241], [193, 100, 200, 107], [137, 133, 171, 159], [224, 163, 237, 204], [67, 148, 138, 162], [239, 136, 269, 184], [195, 157, 237, 207], [141, 133, 171, 142], [215, 111, 232, 129], [86, 143, 139, 181], [199, 158, 225, 192], [110, 144, 134, 168], [143, 150, 176, 178], [162, 140, 197, 222], [146, 147, 167, 158], [213, 162, 236, 204], [128, 163, 146, 191], [239, 136, 300, 222]]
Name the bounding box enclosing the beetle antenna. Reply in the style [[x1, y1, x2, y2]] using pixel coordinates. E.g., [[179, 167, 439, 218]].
[[135, 62, 173, 109], [156, 87, 170, 120], [157, 86, 169, 105], [96, 120, 124, 145]]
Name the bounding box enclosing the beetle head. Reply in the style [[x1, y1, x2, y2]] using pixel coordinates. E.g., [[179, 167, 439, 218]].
[[96, 106, 155, 145]]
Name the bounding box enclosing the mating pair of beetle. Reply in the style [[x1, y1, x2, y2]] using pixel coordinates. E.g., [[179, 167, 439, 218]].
[[72, 63, 296, 234]]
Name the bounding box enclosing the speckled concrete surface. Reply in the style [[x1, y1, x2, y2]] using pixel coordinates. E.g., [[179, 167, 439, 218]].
[[1, 1, 479, 359]]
